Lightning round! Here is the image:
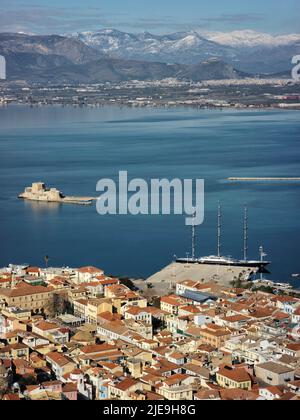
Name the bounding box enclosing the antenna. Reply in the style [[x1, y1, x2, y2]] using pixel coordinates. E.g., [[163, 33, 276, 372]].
[[192, 212, 196, 261], [217, 201, 222, 257], [243, 207, 248, 261]]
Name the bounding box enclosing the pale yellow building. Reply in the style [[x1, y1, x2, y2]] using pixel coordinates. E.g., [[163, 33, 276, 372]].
[[158, 374, 194, 400], [216, 367, 252, 390], [87, 298, 112, 323], [0, 284, 53, 313], [200, 324, 232, 348]]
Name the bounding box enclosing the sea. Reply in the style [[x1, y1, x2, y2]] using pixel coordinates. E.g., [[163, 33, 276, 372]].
[[0, 105, 300, 285]]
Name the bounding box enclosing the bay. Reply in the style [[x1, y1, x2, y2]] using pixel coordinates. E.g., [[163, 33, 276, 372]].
[[0, 105, 300, 285]]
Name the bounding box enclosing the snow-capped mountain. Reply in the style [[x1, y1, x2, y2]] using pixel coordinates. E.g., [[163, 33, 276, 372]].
[[75, 28, 300, 73], [204, 30, 300, 48], [75, 29, 237, 65]]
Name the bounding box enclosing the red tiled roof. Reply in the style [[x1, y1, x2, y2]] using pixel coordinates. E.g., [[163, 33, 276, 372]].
[[160, 296, 182, 307], [0, 284, 52, 297], [81, 343, 117, 354], [218, 366, 252, 383], [63, 383, 77, 393], [286, 342, 300, 351], [114, 378, 138, 391], [34, 321, 58, 331], [3, 394, 21, 400], [126, 307, 148, 315], [78, 266, 103, 274], [46, 352, 74, 367], [26, 267, 40, 273]]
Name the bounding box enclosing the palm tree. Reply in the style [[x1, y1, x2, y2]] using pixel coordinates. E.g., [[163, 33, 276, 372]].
[[44, 255, 49, 268]]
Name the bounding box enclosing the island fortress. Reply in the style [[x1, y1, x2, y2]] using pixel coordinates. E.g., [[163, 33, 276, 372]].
[[19, 182, 96, 205]]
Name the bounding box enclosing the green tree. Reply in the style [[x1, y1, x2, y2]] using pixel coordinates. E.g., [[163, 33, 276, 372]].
[[0, 369, 8, 400], [47, 292, 67, 317], [119, 277, 136, 290]]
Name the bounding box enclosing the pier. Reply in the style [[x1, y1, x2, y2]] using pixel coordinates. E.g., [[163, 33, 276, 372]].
[[227, 177, 300, 182], [144, 261, 258, 295]]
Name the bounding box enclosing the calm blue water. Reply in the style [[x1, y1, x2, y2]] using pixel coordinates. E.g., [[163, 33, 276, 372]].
[[0, 105, 300, 284]]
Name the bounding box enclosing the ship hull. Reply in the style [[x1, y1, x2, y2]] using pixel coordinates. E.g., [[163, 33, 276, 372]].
[[175, 258, 270, 269]]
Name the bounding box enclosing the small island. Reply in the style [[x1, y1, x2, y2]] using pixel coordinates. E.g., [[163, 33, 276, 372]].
[[18, 182, 96, 205]]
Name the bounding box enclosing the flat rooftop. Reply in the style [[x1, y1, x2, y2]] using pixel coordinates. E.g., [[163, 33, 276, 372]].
[[57, 314, 83, 324], [145, 262, 257, 295], [256, 362, 295, 374]]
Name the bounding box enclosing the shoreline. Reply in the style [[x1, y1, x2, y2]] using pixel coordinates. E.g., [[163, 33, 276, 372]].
[[1, 102, 300, 112]]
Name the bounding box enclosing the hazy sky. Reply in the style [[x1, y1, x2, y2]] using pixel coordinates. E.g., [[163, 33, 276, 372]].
[[1, 0, 299, 34]]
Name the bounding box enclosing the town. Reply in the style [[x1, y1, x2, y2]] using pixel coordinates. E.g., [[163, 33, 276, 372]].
[[0, 78, 300, 109], [0, 261, 300, 401]]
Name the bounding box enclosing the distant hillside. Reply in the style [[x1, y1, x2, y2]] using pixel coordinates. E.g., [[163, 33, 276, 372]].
[[177, 59, 247, 81], [0, 33, 246, 84], [0, 33, 101, 64]]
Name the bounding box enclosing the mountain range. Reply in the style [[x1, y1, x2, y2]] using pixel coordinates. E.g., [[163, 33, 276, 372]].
[[0, 32, 244, 84], [0, 29, 299, 84], [76, 29, 300, 74]]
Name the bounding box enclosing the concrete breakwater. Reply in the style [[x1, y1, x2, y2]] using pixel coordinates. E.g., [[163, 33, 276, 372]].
[[19, 182, 97, 205], [227, 177, 300, 182]]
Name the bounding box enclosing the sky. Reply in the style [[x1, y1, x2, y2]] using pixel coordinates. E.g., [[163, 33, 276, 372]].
[[0, 0, 299, 35]]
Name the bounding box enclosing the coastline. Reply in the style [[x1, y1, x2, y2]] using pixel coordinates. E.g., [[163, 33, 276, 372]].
[[1, 101, 300, 111]]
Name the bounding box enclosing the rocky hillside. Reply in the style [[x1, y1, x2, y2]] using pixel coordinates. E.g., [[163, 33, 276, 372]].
[[0, 33, 249, 84]]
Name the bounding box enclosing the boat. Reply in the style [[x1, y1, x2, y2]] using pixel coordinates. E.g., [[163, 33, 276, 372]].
[[292, 274, 300, 278], [176, 255, 270, 269], [176, 204, 270, 270], [273, 282, 293, 289]]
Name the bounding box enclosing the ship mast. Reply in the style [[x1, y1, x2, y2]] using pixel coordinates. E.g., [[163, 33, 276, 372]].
[[191, 212, 196, 261], [217, 201, 222, 257], [243, 207, 248, 261], [259, 245, 264, 263]]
